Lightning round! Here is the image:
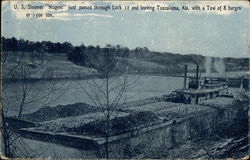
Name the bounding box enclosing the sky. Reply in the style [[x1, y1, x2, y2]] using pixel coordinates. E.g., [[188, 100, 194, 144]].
[[1, 1, 249, 58]]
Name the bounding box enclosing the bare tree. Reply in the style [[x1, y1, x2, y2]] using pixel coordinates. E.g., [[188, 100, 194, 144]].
[[1, 50, 72, 158], [2, 51, 68, 118], [77, 45, 138, 158], [0, 76, 5, 157]]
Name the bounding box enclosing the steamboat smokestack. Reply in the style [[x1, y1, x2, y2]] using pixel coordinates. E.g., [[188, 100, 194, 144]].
[[196, 65, 199, 89], [183, 65, 187, 89], [240, 76, 244, 89]]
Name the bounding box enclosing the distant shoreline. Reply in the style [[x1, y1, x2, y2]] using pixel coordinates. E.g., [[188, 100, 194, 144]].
[[3, 70, 249, 83]]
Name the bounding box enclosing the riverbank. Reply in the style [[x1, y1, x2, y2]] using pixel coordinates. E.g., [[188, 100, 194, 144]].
[[2, 51, 249, 81]]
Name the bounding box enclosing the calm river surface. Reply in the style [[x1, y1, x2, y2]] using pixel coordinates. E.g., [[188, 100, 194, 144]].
[[3, 75, 183, 116], [5, 75, 183, 158]]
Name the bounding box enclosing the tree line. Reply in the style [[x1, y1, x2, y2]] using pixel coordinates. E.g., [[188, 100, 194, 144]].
[[2, 37, 249, 74], [1, 37, 144, 68], [1, 37, 74, 54]]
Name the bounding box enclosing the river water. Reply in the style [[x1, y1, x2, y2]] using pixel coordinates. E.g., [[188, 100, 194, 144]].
[[3, 75, 183, 116], [5, 75, 183, 158]]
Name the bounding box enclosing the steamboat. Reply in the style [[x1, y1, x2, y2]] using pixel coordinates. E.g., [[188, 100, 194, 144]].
[[169, 65, 247, 104]]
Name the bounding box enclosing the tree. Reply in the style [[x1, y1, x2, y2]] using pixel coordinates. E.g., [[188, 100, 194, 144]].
[[1, 50, 72, 158], [0, 78, 5, 156], [76, 45, 138, 158], [67, 44, 86, 65], [61, 42, 74, 54]]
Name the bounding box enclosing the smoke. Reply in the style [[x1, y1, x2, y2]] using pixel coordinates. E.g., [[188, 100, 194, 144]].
[[204, 57, 226, 77], [205, 57, 212, 76], [213, 58, 225, 77]]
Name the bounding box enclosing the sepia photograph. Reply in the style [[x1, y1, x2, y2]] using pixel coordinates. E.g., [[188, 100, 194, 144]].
[[1, 0, 249, 159]]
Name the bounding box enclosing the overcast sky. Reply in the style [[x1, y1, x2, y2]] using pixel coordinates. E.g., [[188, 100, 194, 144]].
[[1, 1, 249, 58]]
